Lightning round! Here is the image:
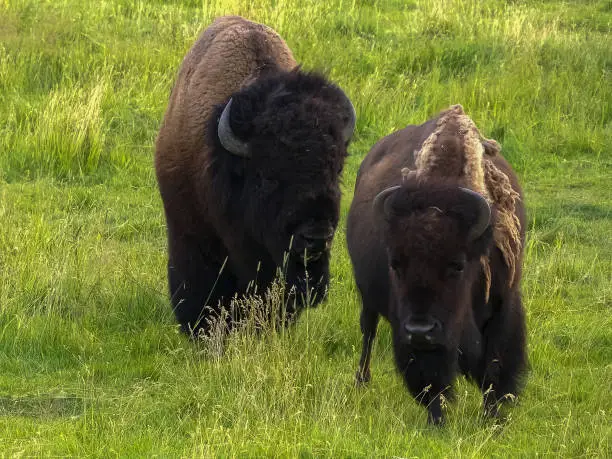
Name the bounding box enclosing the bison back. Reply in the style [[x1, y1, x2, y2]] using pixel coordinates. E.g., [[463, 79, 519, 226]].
[[155, 16, 296, 193]]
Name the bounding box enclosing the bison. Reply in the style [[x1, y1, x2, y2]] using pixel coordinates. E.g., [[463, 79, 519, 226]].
[[346, 105, 527, 424], [155, 16, 356, 337]]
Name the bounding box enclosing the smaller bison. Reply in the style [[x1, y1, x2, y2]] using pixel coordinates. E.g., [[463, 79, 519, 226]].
[[156, 16, 356, 337], [347, 105, 527, 424]]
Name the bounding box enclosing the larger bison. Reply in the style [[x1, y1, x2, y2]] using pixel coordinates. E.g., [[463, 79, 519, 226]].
[[347, 105, 527, 424], [155, 16, 355, 336]]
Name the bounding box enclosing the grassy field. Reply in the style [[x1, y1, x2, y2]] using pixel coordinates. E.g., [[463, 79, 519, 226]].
[[0, 0, 610, 456]]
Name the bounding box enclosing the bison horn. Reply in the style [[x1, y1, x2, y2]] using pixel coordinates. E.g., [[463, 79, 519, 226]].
[[218, 98, 251, 158], [373, 185, 401, 216], [340, 93, 357, 144], [459, 188, 491, 240]]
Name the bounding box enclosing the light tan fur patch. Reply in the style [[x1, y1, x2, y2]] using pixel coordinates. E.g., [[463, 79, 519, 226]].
[[414, 105, 522, 292]]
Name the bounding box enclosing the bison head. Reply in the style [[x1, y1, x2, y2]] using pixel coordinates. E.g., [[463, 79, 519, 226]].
[[374, 180, 493, 350], [211, 70, 356, 308]]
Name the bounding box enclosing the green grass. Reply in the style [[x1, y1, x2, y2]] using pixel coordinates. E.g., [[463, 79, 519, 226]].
[[0, 0, 610, 456]]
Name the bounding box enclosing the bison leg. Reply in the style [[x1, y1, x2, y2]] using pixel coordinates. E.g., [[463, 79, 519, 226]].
[[168, 235, 237, 338], [427, 395, 444, 426], [478, 292, 527, 417], [396, 349, 455, 426], [355, 307, 379, 385]]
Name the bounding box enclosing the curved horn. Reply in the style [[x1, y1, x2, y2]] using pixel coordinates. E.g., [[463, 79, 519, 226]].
[[218, 98, 250, 157], [373, 185, 401, 216], [459, 187, 491, 240], [340, 93, 357, 144]]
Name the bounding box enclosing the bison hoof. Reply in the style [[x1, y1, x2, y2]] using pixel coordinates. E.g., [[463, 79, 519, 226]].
[[355, 369, 371, 387], [427, 412, 445, 426], [484, 403, 500, 419]]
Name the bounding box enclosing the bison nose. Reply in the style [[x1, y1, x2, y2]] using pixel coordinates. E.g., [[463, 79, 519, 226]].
[[291, 224, 335, 255], [404, 318, 441, 345], [404, 321, 436, 335]]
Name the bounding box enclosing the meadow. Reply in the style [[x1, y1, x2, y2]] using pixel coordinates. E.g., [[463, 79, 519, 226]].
[[0, 0, 610, 456]]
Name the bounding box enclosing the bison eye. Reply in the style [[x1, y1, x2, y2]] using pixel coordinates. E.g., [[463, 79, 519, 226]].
[[448, 260, 465, 276], [390, 258, 401, 271]]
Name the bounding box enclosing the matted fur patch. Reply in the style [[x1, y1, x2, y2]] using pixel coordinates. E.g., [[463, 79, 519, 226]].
[[414, 105, 522, 291]]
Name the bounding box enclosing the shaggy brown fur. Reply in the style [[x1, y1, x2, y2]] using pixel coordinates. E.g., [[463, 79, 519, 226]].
[[156, 16, 296, 187], [413, 104, 522, 289]]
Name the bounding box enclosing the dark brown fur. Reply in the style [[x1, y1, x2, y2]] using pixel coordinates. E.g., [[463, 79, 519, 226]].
[[346, 108, 527, 424], [156, 17, 353, 336]]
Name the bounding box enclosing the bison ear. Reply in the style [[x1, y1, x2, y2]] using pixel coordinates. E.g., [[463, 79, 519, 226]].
[[340, 93, 357, 144], [218, 98, 251, 158], [373, 185, 401, 216], [482, 139, 501, 156]]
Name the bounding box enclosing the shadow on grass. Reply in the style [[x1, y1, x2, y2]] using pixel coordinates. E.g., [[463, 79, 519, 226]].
[[0, 395, 84, 418]]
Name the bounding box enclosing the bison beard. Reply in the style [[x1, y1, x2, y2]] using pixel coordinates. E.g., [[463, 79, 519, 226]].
[[156, 17, 355, 338], [347, 107, 527, 425]]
